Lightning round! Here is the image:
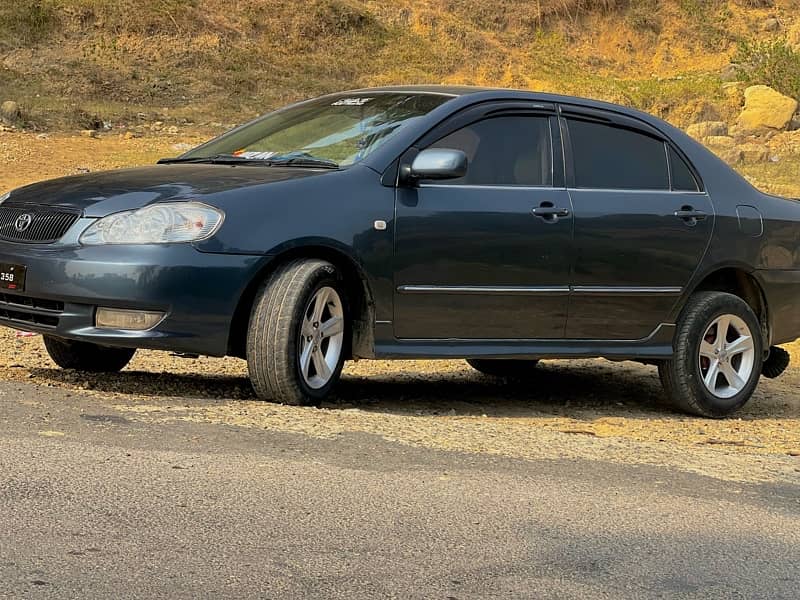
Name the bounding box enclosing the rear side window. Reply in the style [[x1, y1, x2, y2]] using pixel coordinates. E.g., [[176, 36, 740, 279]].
[[428, 116, 553, 186], [669, 147, 700, 192], [566, 118, 669, 190]]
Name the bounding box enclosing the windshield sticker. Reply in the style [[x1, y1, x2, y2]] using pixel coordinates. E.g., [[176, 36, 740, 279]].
[[331, 97, 374, 106], [236, 151, 279, 160]]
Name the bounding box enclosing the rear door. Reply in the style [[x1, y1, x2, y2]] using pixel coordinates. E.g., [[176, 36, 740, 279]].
[[561, 106, 713, 340], [393, 103, 574, 340]]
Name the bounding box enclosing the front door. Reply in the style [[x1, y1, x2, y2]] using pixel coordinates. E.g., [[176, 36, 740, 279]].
[[561, 109, 714, 340], [393, 110, 574, 340]]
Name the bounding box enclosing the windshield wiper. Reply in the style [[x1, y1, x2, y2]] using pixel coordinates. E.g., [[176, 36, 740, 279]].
[[268, 157, 339, 169], [157, 153, 340, 169], [157, 154, 267, 165], [264, 153, 340, 169]]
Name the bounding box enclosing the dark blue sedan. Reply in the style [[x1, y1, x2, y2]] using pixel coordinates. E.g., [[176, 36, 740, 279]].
[[1, 86, 799, 417]]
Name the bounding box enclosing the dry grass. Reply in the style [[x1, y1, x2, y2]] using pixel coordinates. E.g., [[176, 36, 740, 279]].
[[1, 1, 797, 130]]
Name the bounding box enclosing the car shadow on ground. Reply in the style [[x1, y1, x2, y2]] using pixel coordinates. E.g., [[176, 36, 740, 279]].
[[25, 359, 799, 420], [336, 361, 674, 417]]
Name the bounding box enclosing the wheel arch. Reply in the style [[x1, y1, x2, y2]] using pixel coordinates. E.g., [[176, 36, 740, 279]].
[[226, 241, 376, 360], [684, 265, 770, 350]]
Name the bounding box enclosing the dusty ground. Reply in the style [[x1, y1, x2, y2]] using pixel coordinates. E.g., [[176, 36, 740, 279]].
[[0, 132, 799, 486], [0, 132, 208, 190]]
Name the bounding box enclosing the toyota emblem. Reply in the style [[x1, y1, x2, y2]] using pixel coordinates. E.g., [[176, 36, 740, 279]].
[[14, 214, 33, 232]]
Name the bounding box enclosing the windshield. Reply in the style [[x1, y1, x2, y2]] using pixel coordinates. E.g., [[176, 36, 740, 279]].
[[181, 93, 452, 167]]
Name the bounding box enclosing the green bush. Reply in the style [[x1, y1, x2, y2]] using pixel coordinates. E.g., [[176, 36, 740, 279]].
[[734, 38, 800, 100], [59, 0, 199, 35], [304, 0, 380, 37], [626, 0, 661, 34], [0, 0, 58, 45]]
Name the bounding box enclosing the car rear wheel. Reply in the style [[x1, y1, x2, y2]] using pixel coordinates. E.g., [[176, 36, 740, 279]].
[[658, 291, 763, 418], [246, 259, 347, 405], [43, 335, 136, 372], [466, 359, 540, 378]]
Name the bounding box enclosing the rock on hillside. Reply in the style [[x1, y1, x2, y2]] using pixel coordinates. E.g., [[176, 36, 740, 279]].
[[736, 85, 799, 133], [0, 100, 20, 123], [686, 121, 728, 140]]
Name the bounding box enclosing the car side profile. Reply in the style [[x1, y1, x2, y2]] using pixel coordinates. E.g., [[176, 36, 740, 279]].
[[0, 86, 798, 417]]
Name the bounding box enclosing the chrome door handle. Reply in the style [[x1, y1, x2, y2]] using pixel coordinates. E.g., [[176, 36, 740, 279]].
[[674, 206, 708, 225], [532, 202, 570, 222]]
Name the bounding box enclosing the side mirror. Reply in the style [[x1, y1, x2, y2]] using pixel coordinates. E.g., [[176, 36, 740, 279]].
[[406, 149, 468, 183]]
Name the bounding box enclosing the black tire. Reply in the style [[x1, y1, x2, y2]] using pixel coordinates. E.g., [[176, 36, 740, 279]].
[[43, 335, 136, 372], [466, 358, 540, 378], [246, 259, 348, 405], [658, 292, 763, 418]]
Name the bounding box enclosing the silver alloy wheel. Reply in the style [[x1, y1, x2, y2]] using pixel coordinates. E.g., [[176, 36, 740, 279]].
[[698, 314, 756, 399], [298, 286, 344, 390]]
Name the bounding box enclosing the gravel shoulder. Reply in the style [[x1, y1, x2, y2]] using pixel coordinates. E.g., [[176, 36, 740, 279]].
[[4, 329, 799, 485]]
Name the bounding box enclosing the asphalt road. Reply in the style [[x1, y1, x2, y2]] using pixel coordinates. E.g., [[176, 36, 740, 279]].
[[1, 381, 798, 599]]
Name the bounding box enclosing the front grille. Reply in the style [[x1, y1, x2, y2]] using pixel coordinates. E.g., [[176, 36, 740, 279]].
[[0, 293, 64, 328], [0, 205, 81, 243]]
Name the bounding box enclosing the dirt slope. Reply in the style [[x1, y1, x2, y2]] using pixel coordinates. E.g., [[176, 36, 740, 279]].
[[2, 0, 799, 129]]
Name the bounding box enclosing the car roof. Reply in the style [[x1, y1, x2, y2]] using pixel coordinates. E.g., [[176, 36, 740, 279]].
[[341, 84, 501, 97], [338, 85, 657, 120]]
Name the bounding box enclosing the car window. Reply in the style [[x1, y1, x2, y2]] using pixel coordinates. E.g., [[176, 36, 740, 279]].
[[669, 146, 700, 192], [428, 116, 553, 186], [181, 93, 451, 167], [566, 118, 669, 190]]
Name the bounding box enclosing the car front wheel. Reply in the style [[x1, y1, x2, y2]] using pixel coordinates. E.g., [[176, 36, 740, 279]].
[[246, 259, 347, 405], [43, 335, 136, 372], [659, 291, 763, 418]]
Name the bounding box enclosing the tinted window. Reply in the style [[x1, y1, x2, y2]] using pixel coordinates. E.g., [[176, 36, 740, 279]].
[[429, 116, 552, 186], [566, 119, 669, 190], [669, 147, 700, 192]]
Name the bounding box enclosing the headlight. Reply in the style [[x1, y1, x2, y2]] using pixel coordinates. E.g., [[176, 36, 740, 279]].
[[80, 202, 224, 245]]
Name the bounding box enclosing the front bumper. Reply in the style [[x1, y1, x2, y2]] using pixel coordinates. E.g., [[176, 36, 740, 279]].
[[0, 242, 265, 356]]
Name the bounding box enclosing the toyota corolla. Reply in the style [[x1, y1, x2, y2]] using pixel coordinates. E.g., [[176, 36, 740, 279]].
[[1, 86, 798, 417]]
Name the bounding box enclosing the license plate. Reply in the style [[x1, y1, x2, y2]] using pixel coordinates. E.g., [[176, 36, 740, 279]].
[[0, 263, 26, 292]]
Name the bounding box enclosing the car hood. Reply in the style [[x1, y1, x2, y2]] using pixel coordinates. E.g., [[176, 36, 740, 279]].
[[4, 164, 329, 217]]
